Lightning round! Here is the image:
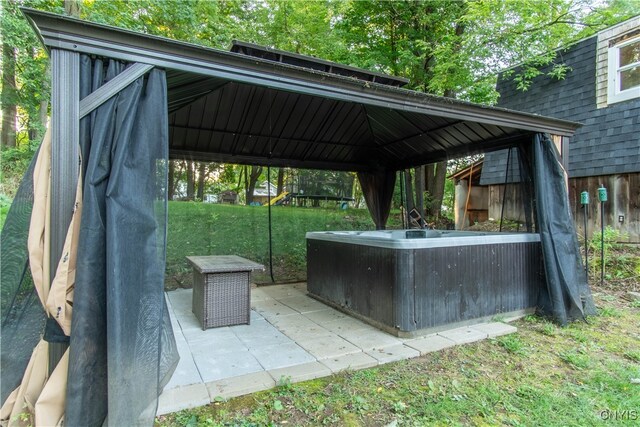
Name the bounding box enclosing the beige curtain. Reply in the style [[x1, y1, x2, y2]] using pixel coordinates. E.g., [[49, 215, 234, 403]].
[[0, 129, 81, 426]]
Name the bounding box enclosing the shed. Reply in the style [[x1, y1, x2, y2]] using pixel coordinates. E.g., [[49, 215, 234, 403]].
[[449, 160, 489, 228], [0, 8, 594, 427]]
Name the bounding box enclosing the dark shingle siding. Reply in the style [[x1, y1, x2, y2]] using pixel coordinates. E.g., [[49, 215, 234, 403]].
[[481, 35, 640, 185]]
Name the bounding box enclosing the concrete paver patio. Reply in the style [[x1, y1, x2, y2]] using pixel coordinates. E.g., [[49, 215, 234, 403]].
[[158, 283, 517, 415]]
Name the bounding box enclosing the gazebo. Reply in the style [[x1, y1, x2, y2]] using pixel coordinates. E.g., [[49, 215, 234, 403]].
[[0, 8, 594, 426]]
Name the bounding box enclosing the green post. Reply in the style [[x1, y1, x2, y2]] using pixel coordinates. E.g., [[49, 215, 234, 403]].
[[597, 186, 607, 286], [580, 191, 589, 281]]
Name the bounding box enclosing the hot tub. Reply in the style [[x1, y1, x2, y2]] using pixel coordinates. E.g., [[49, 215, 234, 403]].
[[306, 230, 543, 336]]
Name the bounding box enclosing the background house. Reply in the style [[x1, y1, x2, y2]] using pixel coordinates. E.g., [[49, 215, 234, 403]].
[[450, 160, 488, 229], [252, 181, 278, 205], [480, 16, 640, 241]]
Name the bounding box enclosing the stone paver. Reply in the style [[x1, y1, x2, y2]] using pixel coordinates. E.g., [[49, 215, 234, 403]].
[[268, 361, 332, 384], [251, 299, 299, 319], [275, 319, 335, 342], [157, 383, 210, 416], [365, 345, 420, 364], [166, 288, 192, 313], [182, 325, 235, 344], [192, 350, 263, 383], [260, 285, 305, 300], [249, 287, 273, 302], [303, 308, 348, 324], [159, 286, 523, 416], [290, 282, 308, 292], [320, 352, 378, 373], [404, 334, 456, 355], [206, 371, 276, 400], [251, 342, 316, 370], [339, 328, 404, 351], [437, 327, 488, 345], [250, 310, 266, 322], [188, 329, 248, 355], [173, 310, 202, 332], [268, 314, 326, 335], [296, 334, 362, 360], [279, 295, 329, 314], [469, 322, 517, 338], [166, 335, 202, 388], [231, 321, 293, 350], [321, 316, 370, 334]]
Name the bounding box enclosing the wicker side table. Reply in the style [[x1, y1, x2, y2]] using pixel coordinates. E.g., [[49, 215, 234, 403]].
[[186, 255, 265, 330]]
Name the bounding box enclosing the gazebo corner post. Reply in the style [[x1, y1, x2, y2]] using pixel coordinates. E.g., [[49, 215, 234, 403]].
[[48, 48, 80, 373], [560, 136, 570, 172]]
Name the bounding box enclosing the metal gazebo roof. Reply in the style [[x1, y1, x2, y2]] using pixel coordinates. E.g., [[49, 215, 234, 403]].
[[23, 8, 581, 172]]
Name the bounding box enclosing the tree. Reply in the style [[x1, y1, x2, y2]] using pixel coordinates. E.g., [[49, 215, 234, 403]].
[[336, 0, 635, 220], [1, 0, 58, 150], [1, 41, 17, 148], [4, 0, 636, 208], [337, 1, 468, 220], [244, 165, 263, 205], [276, 168, 285, 195]]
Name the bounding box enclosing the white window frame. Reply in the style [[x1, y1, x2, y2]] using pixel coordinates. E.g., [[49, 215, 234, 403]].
[[607, 36, 640, 104]]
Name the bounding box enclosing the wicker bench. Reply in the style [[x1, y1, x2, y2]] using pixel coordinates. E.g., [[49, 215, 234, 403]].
[[186, 255, 265, 330]]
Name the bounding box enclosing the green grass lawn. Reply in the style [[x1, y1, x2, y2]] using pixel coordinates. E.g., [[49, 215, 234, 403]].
[[160, 203, 639, 425], [0, 204, 8, 230], [157, 292, 640, 426], [165, 201, 400, 288]]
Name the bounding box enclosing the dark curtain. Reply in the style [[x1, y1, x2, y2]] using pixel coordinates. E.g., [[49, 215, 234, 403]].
[[0, 151, 45, 402], [357, 169, 396, 230], [65, 55, 178, 426], [529, 133, 596, 324], [515, 143, 536, 233]]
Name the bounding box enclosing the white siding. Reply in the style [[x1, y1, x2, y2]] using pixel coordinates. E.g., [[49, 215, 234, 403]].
[[596, 16, 640, 108]]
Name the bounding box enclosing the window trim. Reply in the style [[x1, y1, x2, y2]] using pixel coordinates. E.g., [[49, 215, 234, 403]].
[[607, 36, 640, 104]]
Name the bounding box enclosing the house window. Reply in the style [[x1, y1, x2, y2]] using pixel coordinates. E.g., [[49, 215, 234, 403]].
[[607, 36, 640, 104]]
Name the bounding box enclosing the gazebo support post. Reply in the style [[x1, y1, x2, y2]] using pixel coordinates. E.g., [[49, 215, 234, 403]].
[[48, 48, 80, 373]]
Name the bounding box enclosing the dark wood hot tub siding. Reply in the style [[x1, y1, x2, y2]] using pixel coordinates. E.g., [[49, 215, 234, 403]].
[[307, 239, 543, 333]]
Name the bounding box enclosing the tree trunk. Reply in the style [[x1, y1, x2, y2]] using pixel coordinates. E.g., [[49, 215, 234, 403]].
[[33, 99, 48, 144], [27, 80, 47, 143], [243, 165, 249, 203], [168, 161, 176, 200], [276, 168, 285, 195], [425, 163, 435, 196], [196, 162, 206, 200], [415, 165, 425, 227], [245, 165, 262, 205], [1, 43, 17, 148], [27, 49, 49, 145], [186, 161, 195, 200], [64, 0, 81, 17], [425, 161, 447, 218], [404, 169, 415, 213], [432, 161, 447, 215]]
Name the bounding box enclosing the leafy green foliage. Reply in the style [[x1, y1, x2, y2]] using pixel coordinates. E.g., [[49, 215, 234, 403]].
[[589, 226, 639, 281], [2, 0, 60, 148], [1, 146, 36, 201], [463, 0, 637, 99], [3, 0, 637, 209], [0, 195, 11, 230]]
